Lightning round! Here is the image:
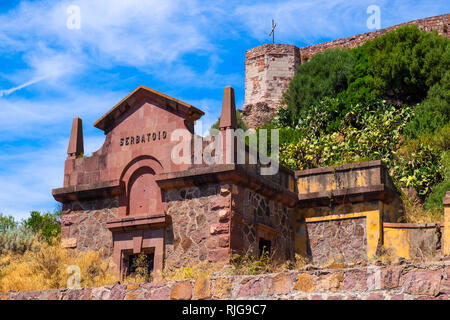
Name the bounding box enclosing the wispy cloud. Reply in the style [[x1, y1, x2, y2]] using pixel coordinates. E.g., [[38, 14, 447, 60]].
[[0, 0, 226, 84], [233, 0, 449, 45], [0, 75, 48, 97]]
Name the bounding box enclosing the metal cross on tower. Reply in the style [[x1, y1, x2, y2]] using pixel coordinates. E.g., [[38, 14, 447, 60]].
[[268, 19, 276, 44]]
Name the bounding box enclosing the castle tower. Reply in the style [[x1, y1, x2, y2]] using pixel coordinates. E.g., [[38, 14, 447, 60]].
[[242, 44, 300, 128]]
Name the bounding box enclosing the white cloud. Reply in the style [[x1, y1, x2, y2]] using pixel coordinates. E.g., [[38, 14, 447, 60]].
[[0, 133, 108, 219], [0, 1, 217, 74], [0, 140, 66, 219], [233, 0, 449, 44], [0, 75, 48, 97], [0, 86, 127, 134]]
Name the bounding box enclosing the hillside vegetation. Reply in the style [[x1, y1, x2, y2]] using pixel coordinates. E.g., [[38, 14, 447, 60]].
[[269, 25, 449, 222]]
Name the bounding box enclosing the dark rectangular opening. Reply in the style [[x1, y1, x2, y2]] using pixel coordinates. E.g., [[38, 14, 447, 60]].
[[128, 253, 154, 276], [122, 250, 154, 279], [259, 238, 271, 257]]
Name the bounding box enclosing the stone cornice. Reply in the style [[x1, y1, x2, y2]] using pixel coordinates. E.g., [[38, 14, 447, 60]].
[[52, 180, 123, 202], [156, 164, 299, 207], [297, 184, 397, 208], [294, 160, 385, 177], [106, 214, 169, 232]]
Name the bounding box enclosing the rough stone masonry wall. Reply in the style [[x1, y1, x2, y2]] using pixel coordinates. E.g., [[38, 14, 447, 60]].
[[244, 44, 301, 107], [242, 14, 449, 128], [3, 262, 449, 300], [231, 185, 295, 262], [306, 217, 367, 266], [242, 44, 300, 128], [163, 183, 232, 269], [296, 199, 380, 264], [61, 197, 119, 256]]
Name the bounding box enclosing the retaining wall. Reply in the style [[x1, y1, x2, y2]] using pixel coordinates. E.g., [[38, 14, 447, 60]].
[[2, 262, 449, 300]]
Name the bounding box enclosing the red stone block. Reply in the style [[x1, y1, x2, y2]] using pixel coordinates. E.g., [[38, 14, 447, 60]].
[[209, 223, 229, 235], [237, 278, 267, 298], [344, 270, 368, 291], [402, 270, 441, 297], [210, 196, 230, 210], [381, 266, 402, 289], [367, 292, 385, 300], [207, 248, 230, 262], [148, 286, 170, 300]]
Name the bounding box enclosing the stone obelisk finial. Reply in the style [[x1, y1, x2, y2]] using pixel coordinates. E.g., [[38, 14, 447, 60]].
[[67, 117, 84, 159], [219, 86, 237, 130], [219, 86, 237, 164]]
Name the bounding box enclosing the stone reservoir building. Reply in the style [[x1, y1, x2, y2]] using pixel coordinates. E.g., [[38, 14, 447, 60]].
[[53, 85, 448, 278], [52, 14, 450, 278]]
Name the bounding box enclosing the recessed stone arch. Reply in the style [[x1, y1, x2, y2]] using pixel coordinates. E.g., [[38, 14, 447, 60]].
[[119, 156, 164, 217]]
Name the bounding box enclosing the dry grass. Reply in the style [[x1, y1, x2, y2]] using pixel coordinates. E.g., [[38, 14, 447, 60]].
[[372, 246, 397, 265], [401, 192, 443, 223], [0, 239, 118, 293], [158, 258, 224, 282]]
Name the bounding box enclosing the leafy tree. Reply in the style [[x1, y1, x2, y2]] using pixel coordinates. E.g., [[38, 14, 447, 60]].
[[0, 213, 18, 232], [280, 49, 355, 126], [343, 25, 450, 107], [23, 210, 61, 243]]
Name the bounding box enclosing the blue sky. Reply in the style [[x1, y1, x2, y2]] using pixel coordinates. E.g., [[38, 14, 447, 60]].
[[0, 0, 448, 219]]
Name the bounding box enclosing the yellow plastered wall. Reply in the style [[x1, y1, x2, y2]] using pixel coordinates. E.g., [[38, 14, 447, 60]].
[[294, 217, 308, 257], [444, 202, 450, 256], [383, 227, 411, 259], [366, 210, 382, 259]]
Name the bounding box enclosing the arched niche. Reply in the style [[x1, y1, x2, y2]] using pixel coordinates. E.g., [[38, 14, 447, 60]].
[[119, 156, 164, 217]]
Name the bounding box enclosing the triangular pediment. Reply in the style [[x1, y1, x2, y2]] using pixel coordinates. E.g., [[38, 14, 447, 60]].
[[93, 86, 204, 132]]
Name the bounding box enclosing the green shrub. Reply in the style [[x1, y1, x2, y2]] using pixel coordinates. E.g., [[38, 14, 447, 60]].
[[0, 226, 36, 255], [441, 150, 450, 181], [279, 98, 412, 170], [393, 140, 443, 199], [0, 214, 18, 232], [424, 180, 450, 212], [253, 123, 303, 154], [280, 49, 355, 126], [365, 26, 449, 104], [404, 77, 450, 138], [414, 122, 450, 152], [23, 211, 61, 244], [279, 26, 449, 128]]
